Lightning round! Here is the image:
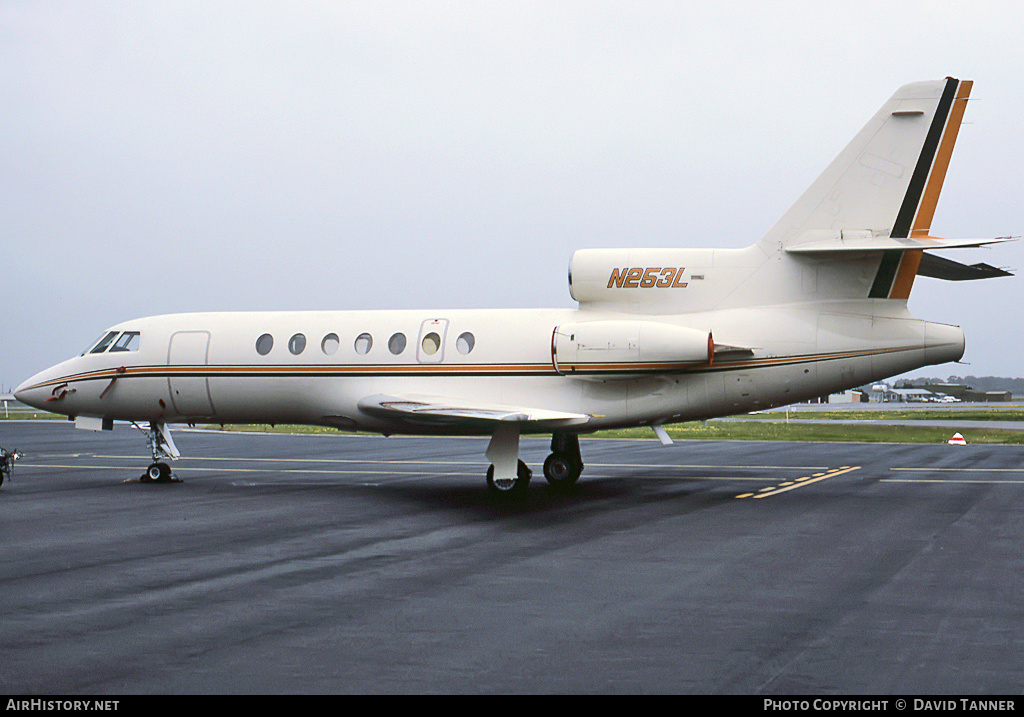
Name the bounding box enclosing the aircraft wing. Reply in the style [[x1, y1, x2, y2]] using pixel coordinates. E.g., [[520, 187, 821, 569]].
[[357, 394, 591, 430]]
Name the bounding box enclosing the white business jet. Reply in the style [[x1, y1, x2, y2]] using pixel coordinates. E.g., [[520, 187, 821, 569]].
[[15, 78, 1013, 495]]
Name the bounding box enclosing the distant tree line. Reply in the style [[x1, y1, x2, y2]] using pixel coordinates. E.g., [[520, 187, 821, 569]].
[[897, 376, 1024, 393]]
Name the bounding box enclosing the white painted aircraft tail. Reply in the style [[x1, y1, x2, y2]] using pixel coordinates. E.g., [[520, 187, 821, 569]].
[[568, 77, 1010, 315], [760, 77, 973, 254]]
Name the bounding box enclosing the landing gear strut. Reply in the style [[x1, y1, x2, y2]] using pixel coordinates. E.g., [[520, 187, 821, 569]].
[[543, 433, 584, 489], [134, 421, 181, 483]]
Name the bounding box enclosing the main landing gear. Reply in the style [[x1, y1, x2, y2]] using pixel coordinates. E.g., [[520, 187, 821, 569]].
[[486, 459, 533, 497], [484, 427, 584, 497], [542, 433, 584, 489], [134, 421, 181, 484]]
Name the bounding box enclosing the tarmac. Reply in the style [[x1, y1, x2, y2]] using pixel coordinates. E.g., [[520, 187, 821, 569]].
[[2, 421, 1024, 694]]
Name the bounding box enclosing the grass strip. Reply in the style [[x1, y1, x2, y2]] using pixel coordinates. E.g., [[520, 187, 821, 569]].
[[4, 412, 1021, 443], [747, 409, 1024, 422], [197, 420, 1024, 444]]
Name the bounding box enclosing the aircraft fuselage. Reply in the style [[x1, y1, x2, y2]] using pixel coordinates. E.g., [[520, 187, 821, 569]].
[[16, 302, 964, 435]]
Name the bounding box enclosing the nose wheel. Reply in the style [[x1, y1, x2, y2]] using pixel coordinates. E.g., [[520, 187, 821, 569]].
[[133, 421, 182, 484], [141, 461, 175, 483]]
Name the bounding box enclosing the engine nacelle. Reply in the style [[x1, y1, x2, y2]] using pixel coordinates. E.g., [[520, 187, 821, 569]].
[[552, 320, 712, 378], [568, 248, 717, 305]]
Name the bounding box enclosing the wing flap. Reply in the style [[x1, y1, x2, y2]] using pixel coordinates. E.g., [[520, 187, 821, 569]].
[[357, 394, 590, 429]]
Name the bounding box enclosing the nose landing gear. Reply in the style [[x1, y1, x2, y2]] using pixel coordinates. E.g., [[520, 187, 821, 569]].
[[133, 421, 182, 483]]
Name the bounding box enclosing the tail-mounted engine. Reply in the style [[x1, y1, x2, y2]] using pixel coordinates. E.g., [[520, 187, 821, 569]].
[[552, 320, 712, 379]]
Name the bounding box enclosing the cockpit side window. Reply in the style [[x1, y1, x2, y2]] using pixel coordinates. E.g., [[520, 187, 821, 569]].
[[87, 331, 119, 355], [109, 331, 141, 352]]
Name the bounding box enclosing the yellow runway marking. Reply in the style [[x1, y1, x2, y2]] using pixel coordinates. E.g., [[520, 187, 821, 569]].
[[737, 466, 861, 499]]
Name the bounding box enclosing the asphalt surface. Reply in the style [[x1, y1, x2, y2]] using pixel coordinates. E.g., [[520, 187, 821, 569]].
[[2, 421, 1024, 694]]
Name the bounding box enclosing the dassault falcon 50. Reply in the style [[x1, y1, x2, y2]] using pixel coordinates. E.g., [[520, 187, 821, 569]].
[[16, 78, 1013, 495]]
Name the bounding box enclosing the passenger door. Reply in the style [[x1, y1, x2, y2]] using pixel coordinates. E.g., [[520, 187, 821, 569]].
[[416, 319, 449, 364], [167, 331, 215, 417]]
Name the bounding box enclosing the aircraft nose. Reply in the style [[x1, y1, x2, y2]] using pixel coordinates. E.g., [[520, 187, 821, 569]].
[[14, 371, 52, 410]]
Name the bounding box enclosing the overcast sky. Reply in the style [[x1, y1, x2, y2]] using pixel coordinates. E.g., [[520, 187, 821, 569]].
[[2, 1, 1021, 390]]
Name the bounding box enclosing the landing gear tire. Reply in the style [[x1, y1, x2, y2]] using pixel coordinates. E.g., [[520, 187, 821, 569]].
[[543, 451, 582, 489], [486, 460, 532, 497], [141, 462, 173, 483], [544, 433, 584, 489]]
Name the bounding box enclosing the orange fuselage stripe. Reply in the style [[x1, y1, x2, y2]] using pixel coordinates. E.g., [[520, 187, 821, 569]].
[[912, 80, 973, 238], [890, 79, 972, 300]]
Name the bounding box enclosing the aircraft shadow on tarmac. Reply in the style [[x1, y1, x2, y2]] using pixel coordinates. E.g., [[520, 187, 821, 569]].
[[235, 466, 739, 519]]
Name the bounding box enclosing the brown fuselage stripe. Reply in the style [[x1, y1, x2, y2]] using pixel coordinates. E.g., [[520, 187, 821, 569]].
[[891, 78, 959, 240], [22, 343, 947, 392]]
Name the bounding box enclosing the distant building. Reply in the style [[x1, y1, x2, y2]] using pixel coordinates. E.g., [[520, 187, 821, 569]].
[[889, 388, 936, 403], [828, 390, 869, 404], [968, 390, 1013, 402], [821, 381, 1012, 404], [916, 383, 1012, 402], [917, 383, 970, 400], [805, 389, 868, 404]]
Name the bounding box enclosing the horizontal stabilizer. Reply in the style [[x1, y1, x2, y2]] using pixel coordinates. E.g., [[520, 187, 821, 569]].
[[785, 233, 1015, 254], [358, 394, 590, 429], [917, 253, 1013, 281]]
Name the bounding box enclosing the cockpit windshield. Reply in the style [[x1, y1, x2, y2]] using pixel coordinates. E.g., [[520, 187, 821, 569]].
[[86, 331, 119, 355], [84, 330, 141, 355], [110, 331, 140, 352]]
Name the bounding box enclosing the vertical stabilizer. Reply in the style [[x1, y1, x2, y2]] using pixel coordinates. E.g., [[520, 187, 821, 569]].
[[872, 78, 972, 300], [759, 78, 972, 255]]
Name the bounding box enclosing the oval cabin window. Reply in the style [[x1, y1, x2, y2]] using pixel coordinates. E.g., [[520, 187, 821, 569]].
[[456, 332, 475, 355], [421, 332, 441, 355], [388, 333, 407, 355], [322, 333, 340, 355], [256, 334, 274, 356], [354, 333, 373, 355]]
